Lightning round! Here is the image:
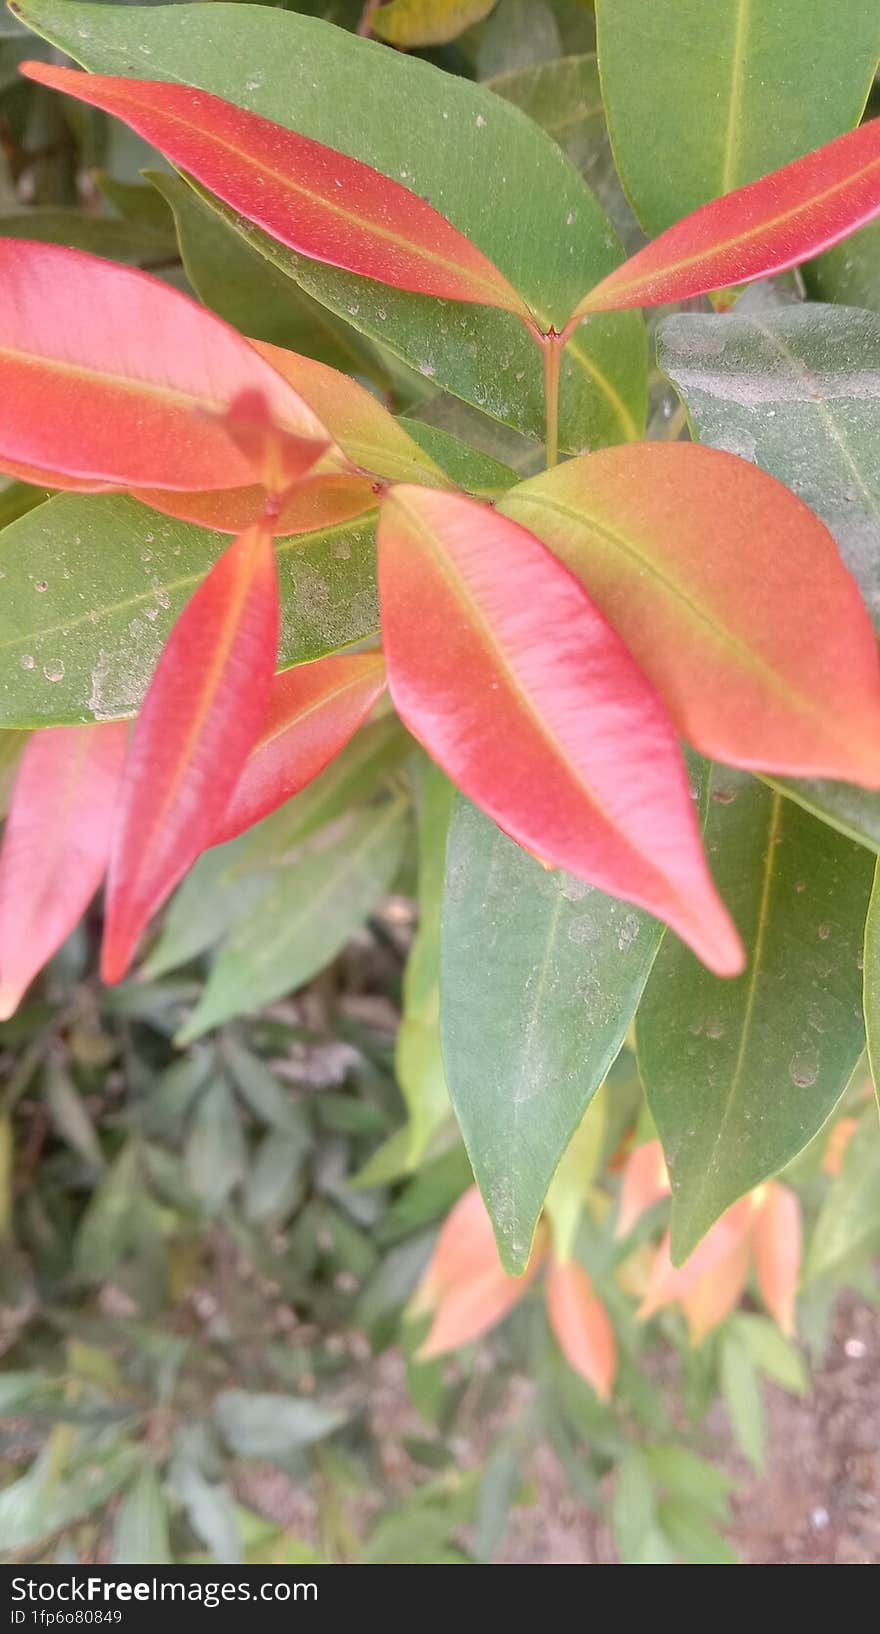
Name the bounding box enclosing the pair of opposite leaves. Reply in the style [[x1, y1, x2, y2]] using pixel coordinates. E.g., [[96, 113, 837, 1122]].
[[3, 66, 880, 1009]]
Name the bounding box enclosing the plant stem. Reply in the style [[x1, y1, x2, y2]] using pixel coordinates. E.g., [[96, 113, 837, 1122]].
[[542, 331, 561, 470]]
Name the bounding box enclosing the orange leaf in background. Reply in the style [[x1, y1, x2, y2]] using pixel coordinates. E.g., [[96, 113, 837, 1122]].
[[378, 485, 743, 977], [615, 1139, 671, 1239], [503, 445, 880, 787], [821, 1116, 859, 1178], [101, 523, 280, 984], [0, 241, 333, 493], [414, 1186, 544, 1359], [751, 1184, 802, 1337], [545, 1257, 617, 1400], [22, 64, 535, 326], [573, 116, 880, 316], [638, 1198, 756, 1344], [0, 724, 128, 1020], [213, 652, 387, 847]]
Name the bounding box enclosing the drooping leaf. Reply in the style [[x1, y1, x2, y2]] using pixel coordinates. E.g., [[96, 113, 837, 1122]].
[[379, 485, 741, 975], [17, 0, 646, 451], [0, 239, 331, 490], [637, 767, 874, 1260], [0, 494, 379, 729], [575, 117, 880, 316], [372, 0, 497, 47], [214, 651, 386, 846], [0, 723, 127, 1019], [413, 1186, 538, 1358], [594, 0, 880, 236], [545, 1257, 617, 1399], [176, 798, 408, 1041], [24, 62, 536, 323], [503, 442, 880, 785], [440, 798, 662, 1271], [102, 523, 280, 982]]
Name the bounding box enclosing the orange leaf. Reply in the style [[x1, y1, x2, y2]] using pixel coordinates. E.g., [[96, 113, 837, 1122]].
[[545, 1257, 617, 1399], [751, 1183, 802, 1336], [639, 1198, 756, 1341], [414, 1186, 541, 1359], [0, 724, 128, 1019], [615, 1139, 671, 1238]]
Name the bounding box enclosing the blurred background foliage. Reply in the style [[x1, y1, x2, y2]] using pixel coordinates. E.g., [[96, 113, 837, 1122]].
[[1, 0, 879, 1567]]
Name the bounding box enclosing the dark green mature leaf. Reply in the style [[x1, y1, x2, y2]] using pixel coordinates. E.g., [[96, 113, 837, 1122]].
[[658, 302, 880, 850], [805, 221, 880, 315], [147, 169, 386, 381], [19, 0, 647, 451], [0, 494, 378, 728], [177, 799, 409, 1041], [112, 1467, 172, 1565], [595, 0, 880, 236], [0, 206, 176, 262], [638, 767, 873, 1260], [185, 1079, 247, 1213], [441, 798, 662, 1272]]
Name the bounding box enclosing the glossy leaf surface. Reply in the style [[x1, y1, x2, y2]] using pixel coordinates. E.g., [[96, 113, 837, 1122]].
[[577, 118, 880, 316], [595, 0, 880, 236], [18, 0, 646, 451], [214, 652, 386, 846], [102, 523, 280, 982], [379, 486, 741, 976], [0, 239, 329, 490], [502, 443, 880, 785], [24, 62, 534, 323], [658, 302, 880, 848], [441, 798, 662, 1272], [0, 723, 128, 1018], [637, 768, 873, 1260]]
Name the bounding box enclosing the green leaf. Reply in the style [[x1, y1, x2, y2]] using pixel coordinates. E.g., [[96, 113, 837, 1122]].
[[44, 1062, 104, 1169], [0, 726, 25, 816], [441, 798, 662, 1272], [487, 52, 640, 251], [243, 1132, 310, 1224], [657, 1498, 738, 1566], [730, 1313, 809, 1395], [804, 1112, 880, 1282], [177, 799, 409, 1041], [0, 1442, 139, 1553], [720, 1329, 765, 1470], [474, 1441, 521, 1562], [611, 1447, 660, 1565], [112, 1466, 173, 1565], [805, 221, 880, 315], [0, 494, 378, 728], [19, 0, 647, 452], [637, 767, 873, 1261], [595, 0, 880, 235], [147, 168, 386, 381], [642, 1445, 733, 1522], [170, 1442, 242, 1566], [398, 418, 517, 499], [0, 206, 176, 262], [223, 1038, 310, 1136], [372, 0, 498, 48], [185, 1080, 247, 1213], [658, 302, 880, 852], [74, 1141, 142, 1280], [214, 1391, 344, 1459]]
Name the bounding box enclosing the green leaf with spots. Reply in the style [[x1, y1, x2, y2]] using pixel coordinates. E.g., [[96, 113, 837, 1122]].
[[177, 799, 409, 1041], [440, 797, 662, 1272], [637, 766, 873, 1262], [595, 0, 880, 236], [17, 0, 646, 452], [658, 302, 880, 852], [0, 494, 378, 727]]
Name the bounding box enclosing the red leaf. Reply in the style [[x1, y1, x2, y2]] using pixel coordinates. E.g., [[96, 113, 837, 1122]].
[[131, 473, 375, 538], [752, 1183, 802, 1336], [545, 1258, 617, 1399], [211, 389, 330, 495], [101, 523, 280, 982], [213, 651, 387, 846], [0, 724, 127, 1019], [639, 1201, 755, 1345], [22, 64, 534, 324], [378, 486, 743, 976], [503, 444, 880, 785], [574, 117, 880, 315], [0, 240, 332, 491]]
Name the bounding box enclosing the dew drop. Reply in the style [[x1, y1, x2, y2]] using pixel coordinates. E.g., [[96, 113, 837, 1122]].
[[34, 580, 48, 593], [43, 660, 64, 683], [19, 654, 35, 670]]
